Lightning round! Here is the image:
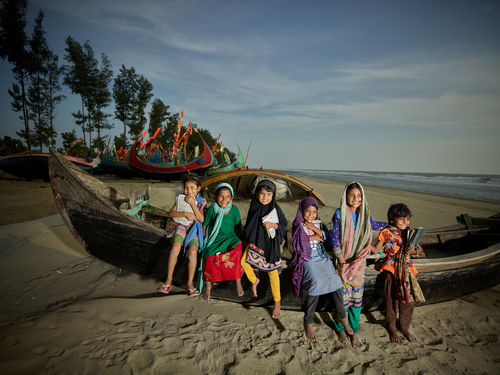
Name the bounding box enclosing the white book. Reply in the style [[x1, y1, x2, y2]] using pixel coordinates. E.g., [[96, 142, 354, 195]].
[[262, 208, 279, 238], [173, 194, 194, 226]]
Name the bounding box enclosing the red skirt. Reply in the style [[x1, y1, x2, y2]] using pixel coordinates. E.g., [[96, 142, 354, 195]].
[[203, 242, 244, 283]]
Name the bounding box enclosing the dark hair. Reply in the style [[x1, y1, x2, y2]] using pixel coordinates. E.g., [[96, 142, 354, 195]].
[[215, 186, 232, 197], [346, 182, 362, 195], [257, 185, 274, 194], [182, 174, 202, 187], [387, 203, 412, 223]]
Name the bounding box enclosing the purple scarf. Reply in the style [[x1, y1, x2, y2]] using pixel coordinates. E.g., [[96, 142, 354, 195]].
[[290, 196, 318, 297]]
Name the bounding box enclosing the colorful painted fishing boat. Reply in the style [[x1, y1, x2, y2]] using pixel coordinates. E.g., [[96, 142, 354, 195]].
[[0, 152, 99, 181], [127, 138, 214, 181], [206, 144, 245, 176], [201, 168, 327, 206]]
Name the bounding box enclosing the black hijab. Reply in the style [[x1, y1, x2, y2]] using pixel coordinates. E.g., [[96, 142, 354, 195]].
[[243, 180, 287, 264]]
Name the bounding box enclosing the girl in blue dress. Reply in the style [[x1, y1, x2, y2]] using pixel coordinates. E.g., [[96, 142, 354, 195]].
[[290, 197, 353, 342]]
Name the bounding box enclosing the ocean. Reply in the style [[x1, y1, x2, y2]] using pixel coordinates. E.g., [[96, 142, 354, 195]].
[[278, 169, 500, 203]]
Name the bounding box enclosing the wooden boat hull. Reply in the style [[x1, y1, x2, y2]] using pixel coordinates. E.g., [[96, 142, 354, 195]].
[[128, 139, 213, 181], [206, 145, 245, 176], [49, 146, 500, 311], [1, 152, 99, 181], [201, 168, 327, 206]]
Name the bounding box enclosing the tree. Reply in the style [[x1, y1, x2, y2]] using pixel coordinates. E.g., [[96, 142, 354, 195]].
[[44, 51, 65, 147], [0, 135, 27, 156], [64, 38, 113, 156], [27, 9, 50, 152], [59, 129, 87, 157], [113, 65, 153, 144], [0, 0, 32, 151]]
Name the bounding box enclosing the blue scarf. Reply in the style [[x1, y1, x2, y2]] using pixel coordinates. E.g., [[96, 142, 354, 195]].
[[183, 193, 204, 254]]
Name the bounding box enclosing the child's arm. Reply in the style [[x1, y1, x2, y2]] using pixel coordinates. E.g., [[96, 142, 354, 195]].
[[263, 222, 278, 231], [405, 245, 416, 255], [168, 203, 197, 222], [235, 224, 242, 239], [371, 240, 384, 254], [184, 195, 205, 222]]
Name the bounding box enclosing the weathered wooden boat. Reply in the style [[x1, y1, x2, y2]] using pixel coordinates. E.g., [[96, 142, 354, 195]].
[[201, 168, 327, 206], [127, 138, 214, 181], [206, 145, 245, 176], [0, 152, 99, 181], [49, 147, 500, 312]]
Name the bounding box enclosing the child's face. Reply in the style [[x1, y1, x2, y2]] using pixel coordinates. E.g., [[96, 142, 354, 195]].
[[257, 188, 273, 205], [184, 181, 201, 197], [216, 188, 232, 209], [303, 205, 317, 223], [392, 216, 410, 230], [346, 188, 362, 212]]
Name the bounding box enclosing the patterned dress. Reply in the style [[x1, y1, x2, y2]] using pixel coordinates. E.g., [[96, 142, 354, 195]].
[[330, 208, 386, 310], [378, 228, 418, 275], [166, 198, 207, 241]]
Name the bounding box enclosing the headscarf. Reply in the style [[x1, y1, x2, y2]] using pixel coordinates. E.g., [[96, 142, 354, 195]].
[[203, 183, 234, 251], [242, 179, 287, 265], [182, 193, 205, 253], [337, 181, 373, 287], [290, 196, 318, 297]]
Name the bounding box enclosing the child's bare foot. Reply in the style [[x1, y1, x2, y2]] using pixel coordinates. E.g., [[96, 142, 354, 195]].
[[399, 329, 414, 342], [272, 301, 281, 319], [251, 278, 260, 297], [348, 333, 361, 348], [337, 330, 348, 344], [337, 317, 354, 335], [235, 279, 244, 297], [303, 322, 317, 342], [389, 330, 401, 343], [202, 282, 211, 302]]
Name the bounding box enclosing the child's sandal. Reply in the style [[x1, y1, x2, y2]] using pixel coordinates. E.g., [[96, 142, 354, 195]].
[[186, 287, 200, 297], [157, 284, 174, 294]]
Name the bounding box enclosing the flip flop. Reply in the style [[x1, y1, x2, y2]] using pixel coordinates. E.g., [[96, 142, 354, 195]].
[[186, 287, 200, 297], [157, 284, 174, 294]]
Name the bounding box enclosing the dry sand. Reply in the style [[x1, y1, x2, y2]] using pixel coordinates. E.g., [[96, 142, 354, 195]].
[[1, 173, 499, 374]]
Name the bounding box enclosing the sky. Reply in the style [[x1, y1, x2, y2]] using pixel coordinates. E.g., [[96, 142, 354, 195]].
[[1, 0, 499, 174]]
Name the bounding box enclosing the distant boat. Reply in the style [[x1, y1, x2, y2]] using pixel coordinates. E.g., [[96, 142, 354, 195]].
[[0, 152, 99, 181], [201, 168, 327, 206], [98, 154, 141, 179], [127, 138, 214, 181], [48, 147, 500, 312], [206, 144, 245, 176]]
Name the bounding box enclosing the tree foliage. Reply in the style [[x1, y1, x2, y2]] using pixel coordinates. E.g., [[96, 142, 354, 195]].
[[0, 135, 27, 156], [0, 0, 32, 151], [113, 65, 153, 145]]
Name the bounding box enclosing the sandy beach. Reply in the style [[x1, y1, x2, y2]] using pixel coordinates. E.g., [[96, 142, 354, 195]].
[[1, 171, 499, 374]]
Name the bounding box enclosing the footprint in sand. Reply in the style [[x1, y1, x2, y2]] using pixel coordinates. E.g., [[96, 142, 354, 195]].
[[127, 349, 155, 373]]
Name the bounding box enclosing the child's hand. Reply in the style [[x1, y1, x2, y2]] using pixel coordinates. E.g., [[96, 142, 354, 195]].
[[405, 245, 415, 255], [263, 221, 277, 231], [184, 212, 197, 222], [309, 234, 324, 242], [185, 195, 196, 207], [304, 221, 316, 231]]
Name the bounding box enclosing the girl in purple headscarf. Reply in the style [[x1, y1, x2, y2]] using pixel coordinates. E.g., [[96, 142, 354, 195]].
[[290, 196, 353, 342]]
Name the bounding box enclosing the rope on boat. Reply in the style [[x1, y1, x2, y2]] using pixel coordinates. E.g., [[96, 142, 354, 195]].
[[119, 197, 151, 219]]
